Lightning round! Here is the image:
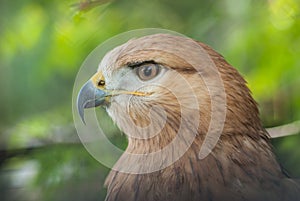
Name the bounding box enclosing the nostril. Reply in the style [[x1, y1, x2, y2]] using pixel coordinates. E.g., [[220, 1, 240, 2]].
[[98, 80, 105, 86]]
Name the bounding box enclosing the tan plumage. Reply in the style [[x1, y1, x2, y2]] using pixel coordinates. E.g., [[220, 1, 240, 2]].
[[77, 34, 300, 201]]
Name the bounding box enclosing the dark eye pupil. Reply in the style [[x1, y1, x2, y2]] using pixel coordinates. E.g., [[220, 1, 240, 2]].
[[143, 66, 153, 77]]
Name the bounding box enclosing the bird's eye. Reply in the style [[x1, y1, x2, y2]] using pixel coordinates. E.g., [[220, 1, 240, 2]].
[[136, 64, 160, 81]]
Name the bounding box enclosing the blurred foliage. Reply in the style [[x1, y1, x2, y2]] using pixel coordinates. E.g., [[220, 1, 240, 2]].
[[0, 0, 299, 200]]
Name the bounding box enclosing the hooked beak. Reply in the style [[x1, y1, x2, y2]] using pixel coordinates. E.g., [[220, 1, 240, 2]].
[[77, 80, 109, 124], [77, 70, 152, 124]]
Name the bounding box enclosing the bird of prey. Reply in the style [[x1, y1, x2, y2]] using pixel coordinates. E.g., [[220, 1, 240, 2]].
[[77, 34, 300, 201]]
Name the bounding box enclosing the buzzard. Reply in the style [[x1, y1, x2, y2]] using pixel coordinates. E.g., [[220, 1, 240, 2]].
[[77, 34, 300, 201]]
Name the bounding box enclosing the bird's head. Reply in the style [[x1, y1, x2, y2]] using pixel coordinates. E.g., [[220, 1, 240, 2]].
[[77, 34, 263, 154]]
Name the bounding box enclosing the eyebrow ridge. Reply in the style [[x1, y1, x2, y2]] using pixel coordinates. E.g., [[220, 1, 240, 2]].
[[127, 60, 157, 68]]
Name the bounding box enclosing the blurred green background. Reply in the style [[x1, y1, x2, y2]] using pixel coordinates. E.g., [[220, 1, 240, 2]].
[[0, 0, 299, 200]]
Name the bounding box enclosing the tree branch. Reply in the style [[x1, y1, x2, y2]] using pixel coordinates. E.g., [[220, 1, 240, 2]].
[[70, 0, 113, 12], [267, 120, 300, 138]]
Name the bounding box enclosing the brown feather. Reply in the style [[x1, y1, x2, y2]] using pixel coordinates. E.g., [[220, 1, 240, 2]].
[[97, 34, 300, 201]]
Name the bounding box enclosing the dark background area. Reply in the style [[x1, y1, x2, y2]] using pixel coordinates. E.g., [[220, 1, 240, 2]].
[[0, 0, 299, 200]]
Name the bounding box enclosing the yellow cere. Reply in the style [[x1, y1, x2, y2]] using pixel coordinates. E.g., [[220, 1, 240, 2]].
[[91, 71, 105, 89]]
